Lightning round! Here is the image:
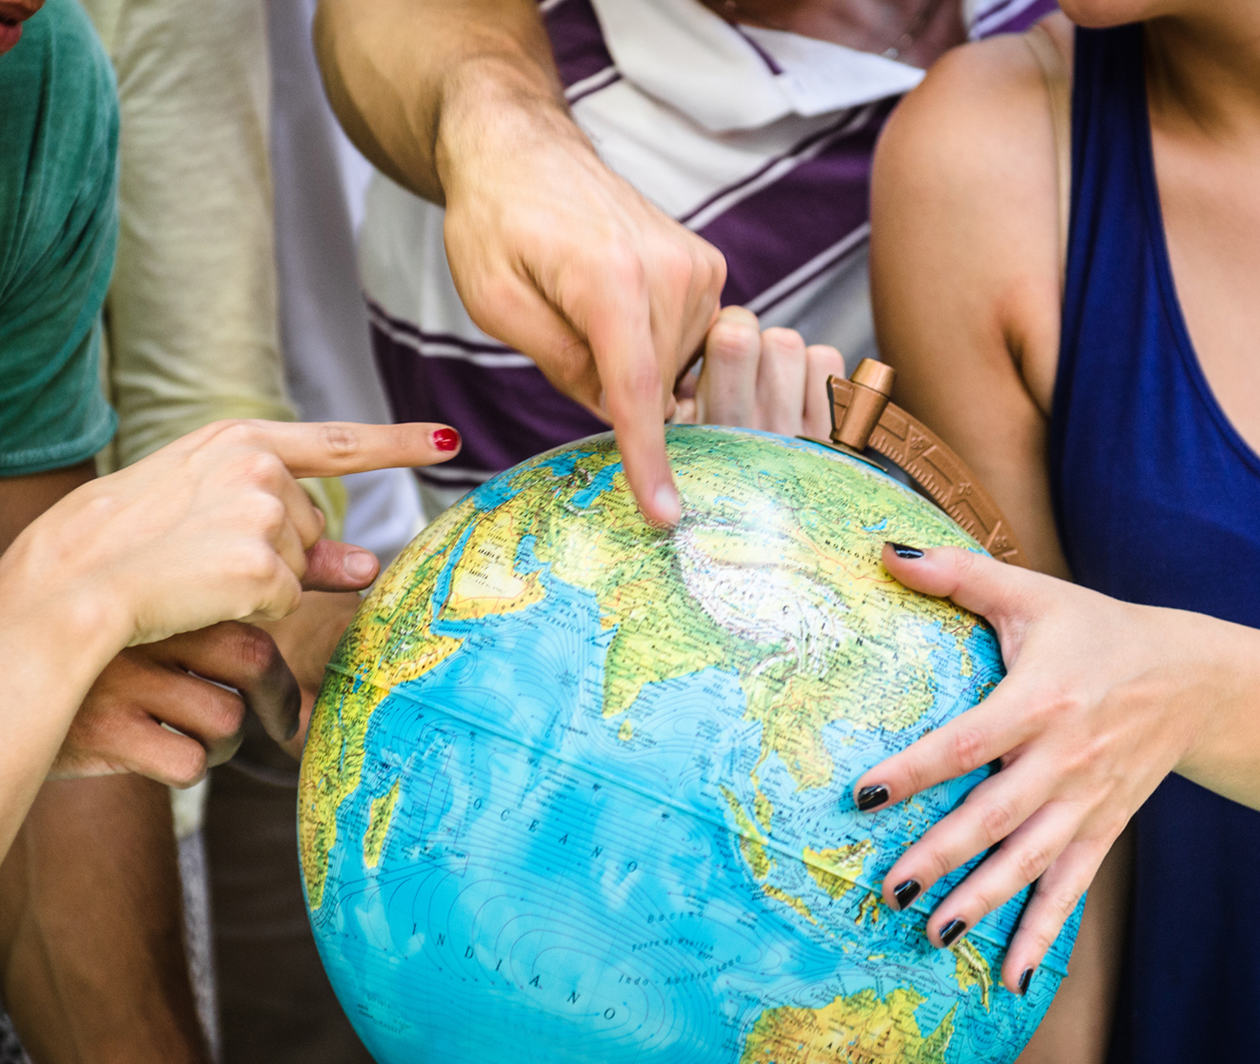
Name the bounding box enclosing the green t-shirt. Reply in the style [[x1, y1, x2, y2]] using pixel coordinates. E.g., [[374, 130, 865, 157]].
[[0, 0, 118, 475]]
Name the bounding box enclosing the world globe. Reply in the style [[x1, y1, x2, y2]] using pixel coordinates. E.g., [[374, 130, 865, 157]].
[[297, 425, 1079, 1063]]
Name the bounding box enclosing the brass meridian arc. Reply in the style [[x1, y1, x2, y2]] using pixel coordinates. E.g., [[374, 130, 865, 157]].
[[822, 359, 1026, 567]]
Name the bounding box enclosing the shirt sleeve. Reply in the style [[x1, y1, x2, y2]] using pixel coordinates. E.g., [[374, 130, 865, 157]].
[[0, 0, 119, 476]]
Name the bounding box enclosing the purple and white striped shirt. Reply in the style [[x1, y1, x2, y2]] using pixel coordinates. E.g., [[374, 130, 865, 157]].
[[360, 0, 1056, 517]]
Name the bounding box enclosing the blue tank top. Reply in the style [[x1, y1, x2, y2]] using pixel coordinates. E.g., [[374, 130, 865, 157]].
[[1050, 25, 1260, 1062]]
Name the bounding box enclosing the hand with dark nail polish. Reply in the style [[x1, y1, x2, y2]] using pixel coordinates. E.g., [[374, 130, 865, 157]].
[[855, 784, 889, 811], [938, 919, 967, 947], [892, 879, 921, 910]]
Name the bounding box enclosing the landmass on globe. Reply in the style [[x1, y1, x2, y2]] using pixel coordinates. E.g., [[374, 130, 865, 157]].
[[297, 426, 1081, 1063]]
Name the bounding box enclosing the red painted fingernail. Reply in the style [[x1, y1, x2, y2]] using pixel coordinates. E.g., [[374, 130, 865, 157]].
[[433, 428, 460, 452]]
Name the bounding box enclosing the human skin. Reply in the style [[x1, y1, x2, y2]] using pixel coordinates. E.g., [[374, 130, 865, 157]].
[[861, 0, 1260, 1001], [313, 0, 727, 526], [0, 419, 458, 860], [672, 306, 846, 440], [0, 0, 44, 55], [0, 417, 455, 1061], [0, 463, 212, 1062]]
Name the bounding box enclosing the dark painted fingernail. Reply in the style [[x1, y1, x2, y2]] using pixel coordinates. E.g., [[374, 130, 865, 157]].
[[433, 427, 461, 451], [892, 879, 921, 910], [938, 919, 967, 947], [1018, 968, 1034, 996], [886, 542, 924, 559], [855, 784, 889, 811]]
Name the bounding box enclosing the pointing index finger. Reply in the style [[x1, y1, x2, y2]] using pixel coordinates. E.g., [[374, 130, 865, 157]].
[[583, 284, 681, 526], [246, 421, 459, 479]]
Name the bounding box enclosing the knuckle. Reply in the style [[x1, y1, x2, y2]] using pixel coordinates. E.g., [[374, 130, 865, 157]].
[[979, 799, 1017, 843], [1025, 923, 1058, 960], [1015, 844, 1053, 885], [465, 275, 516, 319], [657, 246, 695, 290], [706, 321, 759, 368], [202, 696, 248, 743], [233, 543, 283, 586], [226, 622, 284, 679], [950, 724, 989, 773], [205, 418, 253, 444], [319, 421, 361, 459], [239, 448, 287, 488], [702, 246, 727, 293], [249, 493, 289, 536], [969, 886, 1005, 920], [1044, 883, 1084, 923], [949, 546, 981, 592], [545, 332, 593, 388], [167, 746, 209, 789], [899, 756, 932, 799], [259, 575, 304, 621], [760, 327, 807, 362], [615, 357, 667, 408], [603, 247, 648, 294], [924, 846, 957, 886]]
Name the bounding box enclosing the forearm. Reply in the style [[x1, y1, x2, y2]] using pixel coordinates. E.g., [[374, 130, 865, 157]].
[[1169, 608, 1260, 811], [0, 552, 127, 857], [314, 0, 570, 203], [0, 776, 208, 1063]]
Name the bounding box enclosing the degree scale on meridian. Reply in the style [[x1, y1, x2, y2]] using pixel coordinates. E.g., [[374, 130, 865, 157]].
[[825, 358, 1026, 567]]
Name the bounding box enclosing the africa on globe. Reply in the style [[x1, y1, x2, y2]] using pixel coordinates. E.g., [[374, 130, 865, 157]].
[[297, 426, 1079, 1063]]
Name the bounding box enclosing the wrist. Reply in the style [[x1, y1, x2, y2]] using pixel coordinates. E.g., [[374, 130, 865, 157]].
[[434, 53, 584, 204], [0, 524, 133, 671]]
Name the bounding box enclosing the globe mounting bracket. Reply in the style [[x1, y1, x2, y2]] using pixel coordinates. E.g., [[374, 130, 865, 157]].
[[817, 359, 1026, 566]]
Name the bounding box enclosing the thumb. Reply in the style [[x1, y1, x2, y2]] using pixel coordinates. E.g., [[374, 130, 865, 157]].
[[302, 540, 381, 591], [880, 543, 1041, 634]]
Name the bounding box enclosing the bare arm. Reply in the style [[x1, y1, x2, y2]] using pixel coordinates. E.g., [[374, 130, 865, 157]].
[[314, 0, 562, 204], [0, 419, 457, 857], [314, 0, 726, 526], [859, 26, 1260, 1004]]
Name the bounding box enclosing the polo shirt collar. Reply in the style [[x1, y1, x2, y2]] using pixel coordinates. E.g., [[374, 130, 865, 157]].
[[589, 0, 926, 133]]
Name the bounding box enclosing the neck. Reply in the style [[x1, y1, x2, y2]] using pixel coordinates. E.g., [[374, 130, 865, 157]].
[[1145, 8, 1260, 141]]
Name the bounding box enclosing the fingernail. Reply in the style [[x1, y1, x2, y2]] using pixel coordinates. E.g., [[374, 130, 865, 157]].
[[938, 919, 967, 947], [855, 784, 889, 812], [1018, 968, 1034, 996], [432, 427, 461, 452], [653, 484, 681, 526], [344, 550, 377, 582], [892, 879, 921, 910], [886, 542, 924, 559]]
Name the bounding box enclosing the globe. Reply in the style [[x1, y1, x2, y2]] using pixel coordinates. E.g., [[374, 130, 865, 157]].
[[298, 425, 1079, 1064]]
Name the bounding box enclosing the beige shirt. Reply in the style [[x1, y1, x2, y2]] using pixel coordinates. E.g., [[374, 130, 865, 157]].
[[82, 0, 344, 530]]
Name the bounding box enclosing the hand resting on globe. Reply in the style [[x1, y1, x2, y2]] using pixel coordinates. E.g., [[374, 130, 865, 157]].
[[0, 417, 459, 858], [854, 543, 1260, 994]]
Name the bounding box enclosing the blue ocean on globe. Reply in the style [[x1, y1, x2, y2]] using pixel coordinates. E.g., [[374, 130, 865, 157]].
[[298, 427, 1081, 1063]]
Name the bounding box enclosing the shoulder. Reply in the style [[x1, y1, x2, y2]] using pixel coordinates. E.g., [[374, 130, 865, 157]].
[[871, 14, 1073, 407], [0, 0, 118, 264], [0, 0, 118, 475]]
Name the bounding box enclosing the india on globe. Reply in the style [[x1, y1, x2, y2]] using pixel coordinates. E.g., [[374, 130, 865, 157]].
[[297, 425, 1080, 1063]]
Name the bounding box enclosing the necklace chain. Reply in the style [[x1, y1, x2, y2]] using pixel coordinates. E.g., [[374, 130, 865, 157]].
[[712, 0, 946, 61]]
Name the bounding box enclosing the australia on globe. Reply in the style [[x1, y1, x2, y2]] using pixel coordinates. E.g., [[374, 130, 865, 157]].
[[297, 425, 1080, 1063]]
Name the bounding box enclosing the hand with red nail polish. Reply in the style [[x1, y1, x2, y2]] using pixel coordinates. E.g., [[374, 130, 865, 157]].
[[0, 418, 459, 855]]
